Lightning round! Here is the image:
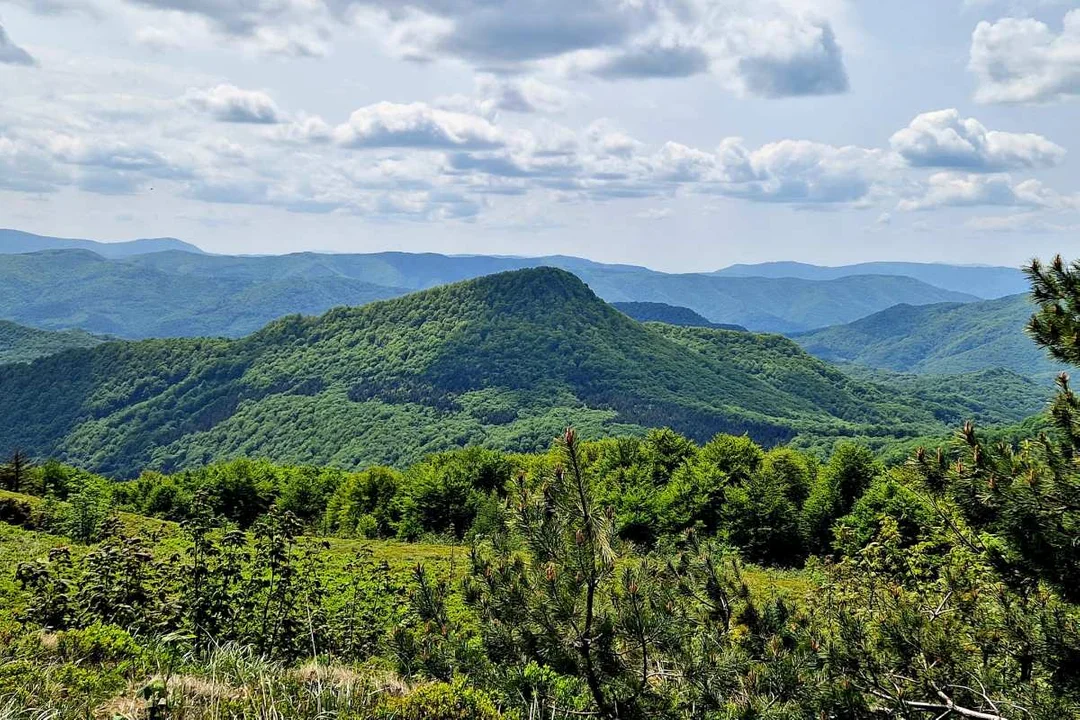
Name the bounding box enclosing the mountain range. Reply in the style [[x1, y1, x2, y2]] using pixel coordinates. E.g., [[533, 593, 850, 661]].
[[714, 261, 1028, 299], [794, 294, 1063, 379], [0, 228, 204, 258], [0, 268, 1044, 477], [0, 231, 980, 337]]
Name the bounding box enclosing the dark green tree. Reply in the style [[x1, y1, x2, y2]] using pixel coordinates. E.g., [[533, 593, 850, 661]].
[[0, 449, 29, 492]]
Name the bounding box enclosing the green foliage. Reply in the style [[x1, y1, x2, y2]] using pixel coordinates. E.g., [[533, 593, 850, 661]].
[[0, 268, 1016, 478], [795, 293, 1065, 378], [0, 320, 105, 365], [800, 442, 881, 555], [612, 302, 747, 330], [62, 474, 113, 543], [324, 466, 403, 538], [833, 468, 937, 555], [0, 245, 977, 341], [8, 255, 1080, 718], [375, 681, 506, 720], [396, 448, 514, 540]]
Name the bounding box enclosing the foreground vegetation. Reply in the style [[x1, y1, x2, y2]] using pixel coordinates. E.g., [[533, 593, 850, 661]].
[[2, 257, 1080, 718]]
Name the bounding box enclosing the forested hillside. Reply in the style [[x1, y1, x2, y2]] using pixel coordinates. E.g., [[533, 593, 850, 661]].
[[794, 294, 1064, 378], [0, 247, 975, 337], [613, 301, 747, 329], [0, 320, 105, 364], [0, 268, 1018, 477], [0, 250, 407, 337]]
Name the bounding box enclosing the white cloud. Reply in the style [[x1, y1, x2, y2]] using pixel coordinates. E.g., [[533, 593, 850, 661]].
[[970, 10, 1080, 103], [585, 120, 644, 159], [475, 76, 571, 114], [351, 0, 850, 98], [899, 172, 1078, 210], [0, 135, 62, 191], [890, 109, 1065, 171], [709, 138, 883, 204], [328, 102, 505, 150], [185, 84, 285, 124], [0, 23, 37, 66]]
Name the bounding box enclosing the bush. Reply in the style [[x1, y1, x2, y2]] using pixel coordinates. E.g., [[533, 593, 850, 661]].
[[56, 624, 145, 665], [376, 681, 506, 720]]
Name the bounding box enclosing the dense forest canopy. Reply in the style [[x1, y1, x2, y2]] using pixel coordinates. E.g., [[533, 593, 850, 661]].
[[0, 267, 1043, 477], [795, 294, 1066, 379]]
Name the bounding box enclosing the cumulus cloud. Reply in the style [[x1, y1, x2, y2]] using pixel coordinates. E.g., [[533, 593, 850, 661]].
[[898, 172, 1077, 211], [709, 138, 880, 204], [0, 23, 36, 66], [589, 43, 712, 80], [350, 0, 850, 98], [475, 75, 571, 114], [970, 10, 1080, 103], [0, 135, 62, 191], [730, 19, 849, 97], [325, 102, 505, 150], [890, 109, 1065, 171], [15, 0, 851, 96], [185, 84, 285, 124]]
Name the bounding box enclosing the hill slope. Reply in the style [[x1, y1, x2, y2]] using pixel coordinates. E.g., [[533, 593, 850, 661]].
[[0, 250, 408, 338], [794, 294, 1063, 378], [0, 248, 976, 338], [126, 251, 977, 332], [714, 261, 1027, 299], [0, 268, 1011, 477], [581, 272, 975, 332], [613, 302, 747, 330], [0, 321, 106, 364], [0, 229, 204, 257]]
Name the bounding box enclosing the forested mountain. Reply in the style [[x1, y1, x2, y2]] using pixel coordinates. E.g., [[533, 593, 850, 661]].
[[0, 228, 204, 258], [0, 268, 1019, 477], [0, 247, 976, 337], [794, 294, 1064, 378], [582, 272, 975, 332], [0, 320, 106, 364], [714, 260, 1027, 299], [612, 301, 747, 330], [0, 250, 407, 337]]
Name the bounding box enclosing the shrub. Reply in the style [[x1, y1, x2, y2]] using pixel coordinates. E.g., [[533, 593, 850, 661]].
[[56, 624, 145, 665], [376, 681, 505, 720]]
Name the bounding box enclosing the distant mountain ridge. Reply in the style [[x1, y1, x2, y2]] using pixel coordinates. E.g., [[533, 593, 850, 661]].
[[0, 229, 1021, 338], [793, 294, 1063, 379], [714, 261, 1027, 299], [0, 229, 205, 258], [0, 268, 1028, 477], [0, 244, 977, 338]]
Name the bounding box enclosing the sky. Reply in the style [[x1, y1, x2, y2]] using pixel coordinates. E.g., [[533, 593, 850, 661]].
[[1, 0, 1080, 271]]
